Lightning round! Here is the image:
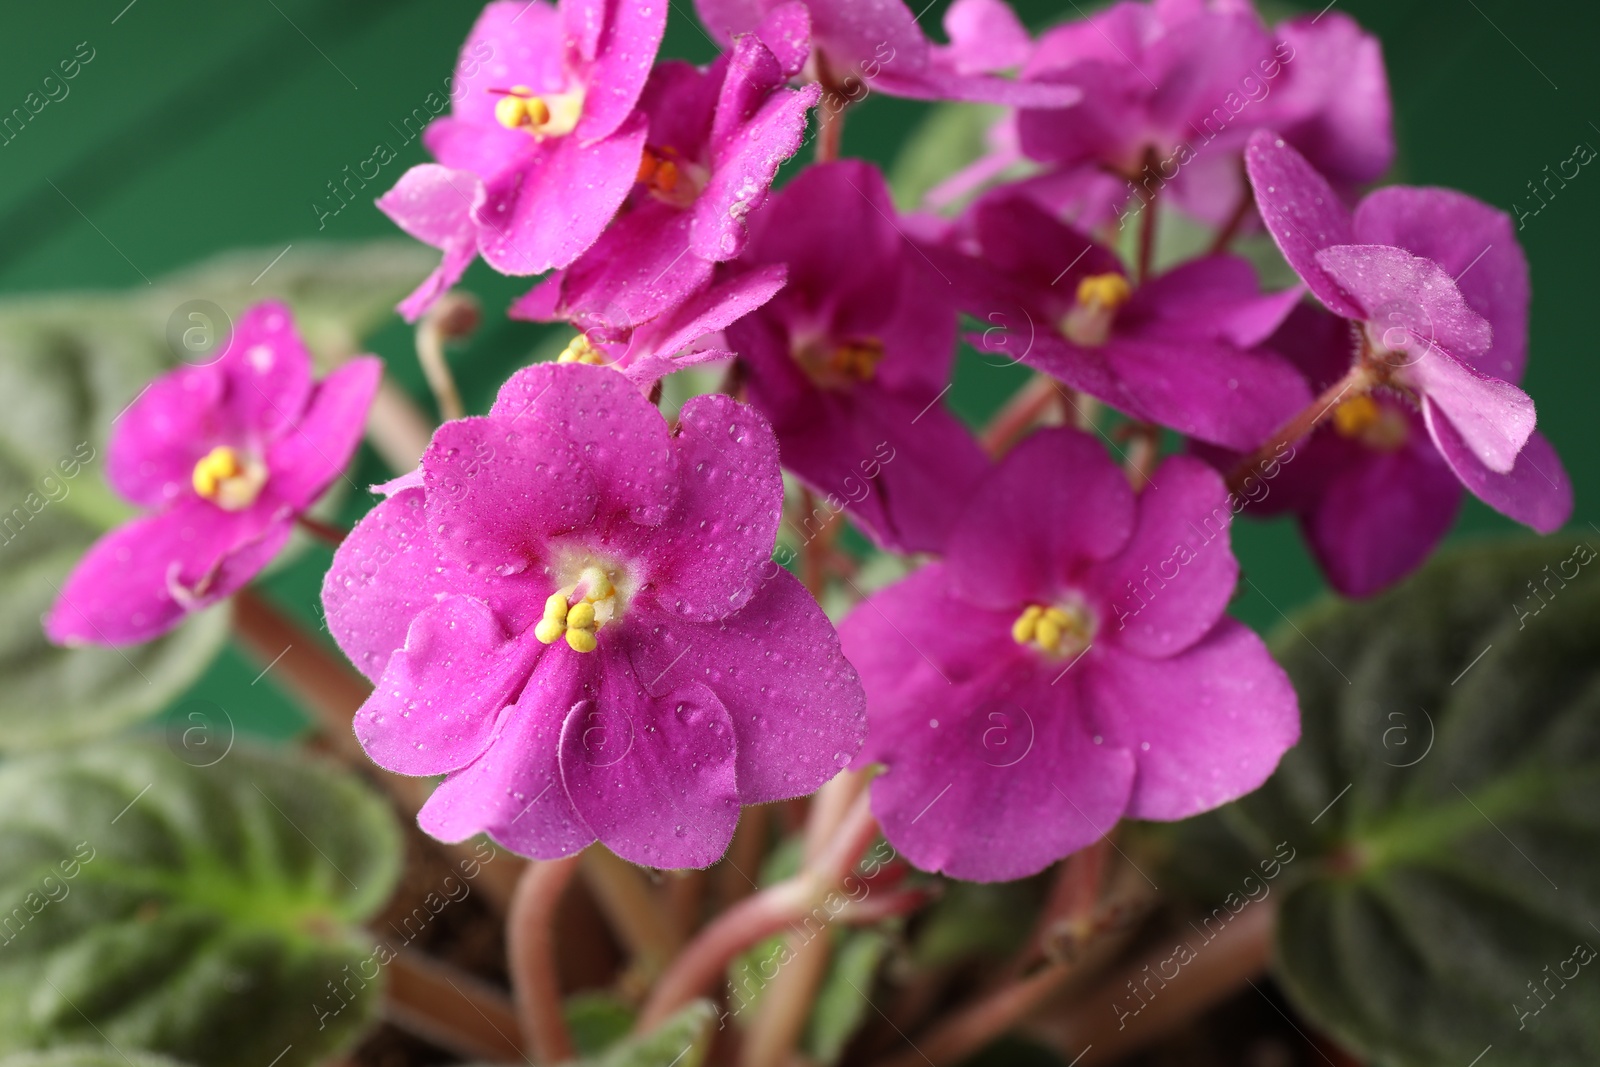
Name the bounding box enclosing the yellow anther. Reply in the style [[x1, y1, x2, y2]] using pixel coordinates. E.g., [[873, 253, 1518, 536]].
[[557, 334, 606, 366], [566, 601, 596, 630], [1332, 395, 1381, 436], [830, 339, 885, 382], [191, 445, 266, 511], [565, 628, 598, 653], [1011, 602, 1092, 657], [579, 567, 613, 602], [1331, 394, 1408, 451], [1011, 605, 1043, 645], [495, 86, 552, 131], [1075, 273, 1132, 311], [534, 617, 565, 644], [192, 446, 241, 498]]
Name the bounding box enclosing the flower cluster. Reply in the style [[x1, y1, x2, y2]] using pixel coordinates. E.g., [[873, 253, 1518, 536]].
[[51, 0, 1573, 884]]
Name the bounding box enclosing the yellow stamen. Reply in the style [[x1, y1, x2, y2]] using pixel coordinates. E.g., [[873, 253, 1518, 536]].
[[1011, 605, 1043, 644], [494, 84, 582, 137], [192, 446, 241, 499], [1332, 395, 1381, 436], [534, 566, 620, 653], [830, 339, 885, 382], [1075, 273, 1132, 311], [1062, 273, 1133, 347], [191, 445, 267, 511], [557, 334, 606, 366], [1331, 394, 1409, 452], [1011, 602, 1092, 657]]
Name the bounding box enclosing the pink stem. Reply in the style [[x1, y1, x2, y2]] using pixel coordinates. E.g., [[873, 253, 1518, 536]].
[[508, 855, 582, 1064]]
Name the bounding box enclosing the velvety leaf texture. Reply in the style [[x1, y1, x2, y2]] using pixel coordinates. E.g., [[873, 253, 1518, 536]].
[[0, 742, 402, 1067], [1169, 538, 1600, 1067]]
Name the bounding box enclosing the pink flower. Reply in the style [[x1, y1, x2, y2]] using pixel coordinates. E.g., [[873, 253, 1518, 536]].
[[841, 428, 1298, 882], [1245, 131, 1571, 537], [46, 302, 380, 646], [514, 33, 819, 338], [322, 363, 866, 868], [693, 0, 1081, 107], [379, 0, 667, 321]]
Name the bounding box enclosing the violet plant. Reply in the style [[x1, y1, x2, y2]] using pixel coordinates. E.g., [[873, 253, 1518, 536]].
[[11, 1, 1593, 1066]]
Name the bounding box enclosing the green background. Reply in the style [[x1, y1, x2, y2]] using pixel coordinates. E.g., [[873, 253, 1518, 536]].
[[1, 0, 1593, 740]]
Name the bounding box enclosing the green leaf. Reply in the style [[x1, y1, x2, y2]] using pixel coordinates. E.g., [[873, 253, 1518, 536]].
[[0, 740, 403, 1067], [804, 929, 890, 1065], [468, 1001, 717, 1067], [1179, 538, 1600, 1067], [0, 1049, 191, 1067], [0, 241, 429, 751], [565, 990, 637, 1058]]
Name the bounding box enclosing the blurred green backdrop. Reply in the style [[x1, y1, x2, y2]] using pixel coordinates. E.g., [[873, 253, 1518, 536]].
[[1, 0, 1594, 741]]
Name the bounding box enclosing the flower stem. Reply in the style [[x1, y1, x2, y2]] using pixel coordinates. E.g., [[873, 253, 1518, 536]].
[[386, 949, 526, 1062], [1225, 363, 1374, 495], [415, 292, 478, 422], [982, 374, 1062, 457], [636, 792, 879, 1032], [367, 379, 438, 472], [1209, 178, 1255, 255], [295, 513, 348, 547], [581, 845, 684, 985], [508, 855, 582, 1064], [1136, 150, 1160, 282]]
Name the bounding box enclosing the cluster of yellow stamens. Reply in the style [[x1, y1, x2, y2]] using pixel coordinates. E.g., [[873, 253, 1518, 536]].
[[829, 339, 885, 381], [191, 445, 268, 511], [493, 85, 583, 137], [1012, 603, 1092, 657], [1061, 272, 1133, 347], [556, 334, 606, 366], [1331, 394, 1408, 451], [535, 566, 616, 653]]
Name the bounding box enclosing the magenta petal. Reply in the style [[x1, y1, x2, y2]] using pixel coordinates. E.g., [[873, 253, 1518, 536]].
[[475, 117, 648, 276], [560, 663, 740, 869], [356, 596, 543, 776], [840, 563, 1015, 689], [107, 365, 225, 508], [422, 415, 598, 574], [1353, 186, 1529, 382], [1302, 428, 1463, 598], [453, 2, 569, 131], [1244, 130, 1361, 319], [694, 48, 818, 262], [489, 363, 677, 526], [1407, 347, 1535, 473], [266, 357, 381, 510], [624, 393, 781, 620], [322, 487, 527, 682], [632, 571, 865, 804], [878, 66, 1082, 108], [418, 647, 596, 859], [528, 200, 714, 332], [754, 1, 812, 76], [1105, 337, 1312, 451], [1265, 13, 1393, 187], [571, 0, 667, 144], [1086, 619, 1298, 821], [863, 667, 1136, 883], [1315, 244, 1492, 361], [624, 264, 788, 380], [1086, 456, 1239, 659], [377, 164, 487, 323], [1126, 255, 1301, 349], [46, 502, 290, 646], [946, 429, 1134, 611], [939, 0, 1032, 74], [1426, 413, 1573, 533], [216, 303, 314, 441]]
